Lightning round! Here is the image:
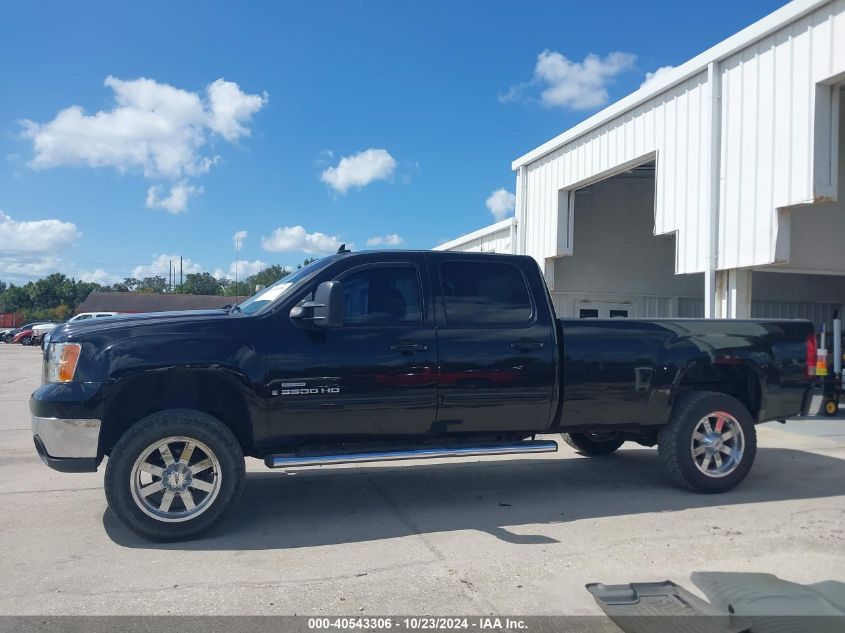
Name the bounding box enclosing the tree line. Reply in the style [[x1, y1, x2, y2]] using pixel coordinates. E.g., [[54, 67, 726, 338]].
[[0, 258, 316, 323]]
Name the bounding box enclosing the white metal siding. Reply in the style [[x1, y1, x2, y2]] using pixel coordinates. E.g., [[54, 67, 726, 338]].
[[434, 218, 514, 253], [517, 0, 845, 276], [752, 300, 844, 325], [718, 1, 845, 269], [439, 228, 511, 253], [522, 74, 709, 275]]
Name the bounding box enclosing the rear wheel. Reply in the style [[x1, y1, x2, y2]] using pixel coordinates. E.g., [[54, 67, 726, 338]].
[[658, 391, 756, 493], [105, 409, 245, 541], [562, 432, 624, 456], [20, 336, 32, 346], [823, 399, 839, 416]]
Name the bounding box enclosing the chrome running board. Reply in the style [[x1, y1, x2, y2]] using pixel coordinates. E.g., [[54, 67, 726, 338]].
[[265, 440, 558, 468]]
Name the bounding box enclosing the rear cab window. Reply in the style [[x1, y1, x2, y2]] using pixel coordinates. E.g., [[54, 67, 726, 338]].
[[438, 260, 534, 326]]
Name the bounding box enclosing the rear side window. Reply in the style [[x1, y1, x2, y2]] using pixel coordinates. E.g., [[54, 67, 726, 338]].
[[440, 261, 533, 325], [341, 265, 423, 325]]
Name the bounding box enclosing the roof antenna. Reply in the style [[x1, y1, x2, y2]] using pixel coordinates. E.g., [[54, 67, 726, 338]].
[[337, 243, 350, 254]]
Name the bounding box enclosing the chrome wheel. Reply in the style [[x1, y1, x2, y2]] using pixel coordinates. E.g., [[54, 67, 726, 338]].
[[130, 436, 222, 523], [690, 411, 745, 478]]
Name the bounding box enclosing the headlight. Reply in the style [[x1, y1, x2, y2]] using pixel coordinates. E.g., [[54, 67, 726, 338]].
[[47, 343, 82, 383]]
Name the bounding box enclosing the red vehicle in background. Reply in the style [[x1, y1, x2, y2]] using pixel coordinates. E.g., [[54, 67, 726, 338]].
[[3, 323, 48, 345], [12, 327, 37, 345]]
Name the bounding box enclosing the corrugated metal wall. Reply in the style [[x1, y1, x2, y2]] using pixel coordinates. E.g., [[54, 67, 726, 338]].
[[437, 225, 512, 253], [752, 300, 843, 324], [521, 73, 710, 275], [719, 1, 845, 268], [518, 0, 845, 277], [550, 293, 696, 318]]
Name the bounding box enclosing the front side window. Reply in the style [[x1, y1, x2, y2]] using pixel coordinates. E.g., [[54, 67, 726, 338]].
[[341, 266, 423, 325], [440, 261, 533, 325]]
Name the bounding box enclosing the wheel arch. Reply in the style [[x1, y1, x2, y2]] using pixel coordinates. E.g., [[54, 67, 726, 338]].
[[671, 360, 764, 422], [98, 369, 256, 459]]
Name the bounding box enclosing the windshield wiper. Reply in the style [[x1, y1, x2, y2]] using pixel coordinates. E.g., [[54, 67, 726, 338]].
[[229, 304, 242, 314]]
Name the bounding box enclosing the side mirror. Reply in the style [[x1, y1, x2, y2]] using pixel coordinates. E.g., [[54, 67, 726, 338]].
[[290, 281, 343, 328]]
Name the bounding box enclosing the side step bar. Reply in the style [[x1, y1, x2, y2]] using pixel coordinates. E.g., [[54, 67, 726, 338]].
[[265, 440, 558, 469]]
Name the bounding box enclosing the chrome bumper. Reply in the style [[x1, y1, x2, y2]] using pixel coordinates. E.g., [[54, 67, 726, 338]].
[[31, 414, 101, 459]]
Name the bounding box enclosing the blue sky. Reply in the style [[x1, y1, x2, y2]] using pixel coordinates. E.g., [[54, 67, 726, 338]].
[[0, 0, 786, 285]]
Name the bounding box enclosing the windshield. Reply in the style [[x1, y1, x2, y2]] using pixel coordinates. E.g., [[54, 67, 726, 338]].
[[235, 255, 338, 315]]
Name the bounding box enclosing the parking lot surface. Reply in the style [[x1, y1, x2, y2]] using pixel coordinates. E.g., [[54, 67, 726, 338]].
[[1, 343, 844, 615]]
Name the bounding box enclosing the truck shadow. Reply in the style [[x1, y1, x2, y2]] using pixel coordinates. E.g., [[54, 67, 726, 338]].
[[103, 447, 845, 550]]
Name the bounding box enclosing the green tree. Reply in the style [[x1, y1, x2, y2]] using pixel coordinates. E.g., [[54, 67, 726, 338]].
[[0, 285, 31, 313], [250, 264, 290, 288], [74, 281, 104, 306], [137, 276, 167, 293], [182, 272, 223, 295], [121, 277, 142, 292]]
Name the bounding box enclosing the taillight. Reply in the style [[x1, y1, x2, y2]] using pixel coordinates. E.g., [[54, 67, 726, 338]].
[[806, 333, 817, 378]]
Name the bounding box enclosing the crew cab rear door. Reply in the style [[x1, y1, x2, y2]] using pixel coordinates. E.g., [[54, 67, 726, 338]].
[[429, 253, 558, 433]]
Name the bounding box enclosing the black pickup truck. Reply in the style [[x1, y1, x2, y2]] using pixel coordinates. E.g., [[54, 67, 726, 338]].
[[31, 250, 815, 540]]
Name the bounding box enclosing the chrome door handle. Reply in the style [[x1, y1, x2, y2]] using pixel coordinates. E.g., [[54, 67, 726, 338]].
[[510, 340, 545, 351], [390, 342, 428, 353]]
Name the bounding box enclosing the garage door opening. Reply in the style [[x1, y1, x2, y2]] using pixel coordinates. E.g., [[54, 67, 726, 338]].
[[550, 161, 704, 318]]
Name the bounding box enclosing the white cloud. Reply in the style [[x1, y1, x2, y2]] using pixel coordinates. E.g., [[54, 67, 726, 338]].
[[501, 50, 637, 110], [20, 75, 267, 211], [0, 210, 80, 255], [0, 256, 66, 282], [131, 254, 203, 279], [206, 79, 268, 141], [0, 210, 79, 282], [261, 225, 343, 255], [486, 189, 516, 221], [366, 233, 404, 247], [78, 268, 122, 285], [640, 65, 675, 90], [214, 259, 269, 280], [145, 181, 202, 214], [233, 230, 248, 249], [320, 148, 396, 194]]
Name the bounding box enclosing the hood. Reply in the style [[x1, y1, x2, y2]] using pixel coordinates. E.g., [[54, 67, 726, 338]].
[[51, 309, 234, 341]]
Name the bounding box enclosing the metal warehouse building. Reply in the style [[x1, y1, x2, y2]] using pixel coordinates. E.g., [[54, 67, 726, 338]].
[[437, 0, 845, 325]]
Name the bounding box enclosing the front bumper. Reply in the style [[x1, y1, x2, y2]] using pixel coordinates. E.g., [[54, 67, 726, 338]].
[[31, 414, 102, 472]]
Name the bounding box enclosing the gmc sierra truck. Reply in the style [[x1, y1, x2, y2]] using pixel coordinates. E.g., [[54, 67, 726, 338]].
[[31, 250, 816, 541]]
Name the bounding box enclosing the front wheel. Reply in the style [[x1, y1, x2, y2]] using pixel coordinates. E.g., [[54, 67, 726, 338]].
[[822, 399, 839, 417], [562, 432, 624, 456], [105, 409, 245, 541], [658, 391, 756, 493]]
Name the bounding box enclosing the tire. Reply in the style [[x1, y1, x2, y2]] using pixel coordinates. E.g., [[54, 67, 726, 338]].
[[658, 391, 756, 493], [20, 336, 32, 346], [104, 408, 245, 541], [562, 432, 624, 456], [823, 399, 839, 417]]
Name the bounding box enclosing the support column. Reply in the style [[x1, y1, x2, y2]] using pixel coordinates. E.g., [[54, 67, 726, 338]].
[[715, 269, 753, 318], [704, 61, 722, 318]]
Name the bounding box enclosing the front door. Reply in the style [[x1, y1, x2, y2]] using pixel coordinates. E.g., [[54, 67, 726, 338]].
[[266, 256, 438, 441]]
